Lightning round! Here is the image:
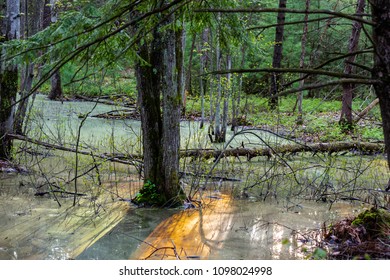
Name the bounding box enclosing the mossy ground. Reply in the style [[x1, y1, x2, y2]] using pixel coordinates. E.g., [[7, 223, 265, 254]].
[[324, 207, 390, 259]]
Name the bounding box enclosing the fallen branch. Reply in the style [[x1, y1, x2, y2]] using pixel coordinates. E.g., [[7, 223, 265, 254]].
[[35, 190, 87, 197], [355, 98, 379, 123], [9, 134, 143, 166]]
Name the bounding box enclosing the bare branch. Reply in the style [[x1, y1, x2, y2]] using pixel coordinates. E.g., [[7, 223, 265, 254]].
[[279, 78, 379, 96], [248, 16, 336, 31], [195, 8, 375, 26], [204, 67, 371, 80]]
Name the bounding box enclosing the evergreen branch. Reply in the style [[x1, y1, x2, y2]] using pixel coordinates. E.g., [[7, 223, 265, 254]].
[[6, 0, 191, 109]]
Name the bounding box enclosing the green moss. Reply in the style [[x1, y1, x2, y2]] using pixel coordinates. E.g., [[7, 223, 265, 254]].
[[352, 208, 390, 238]]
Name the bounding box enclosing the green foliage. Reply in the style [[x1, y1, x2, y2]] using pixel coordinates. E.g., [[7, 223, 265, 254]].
[[311, 248, 327, 260], [133, 180, 164, 206]]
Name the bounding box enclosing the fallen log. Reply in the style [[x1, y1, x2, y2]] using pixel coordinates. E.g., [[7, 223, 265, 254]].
[[10, 134, 385, 163], [74, 94, 136, 107], [90, 109, 140, 120], [179, 141, 385, 160]]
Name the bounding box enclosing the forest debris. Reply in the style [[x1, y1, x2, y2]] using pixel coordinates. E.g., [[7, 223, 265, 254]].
[[0, 160, 28, 173], [324, 207, 390, 259]]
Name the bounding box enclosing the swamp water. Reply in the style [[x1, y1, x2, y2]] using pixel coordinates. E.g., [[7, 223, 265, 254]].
[[0, 95, 387, 259]]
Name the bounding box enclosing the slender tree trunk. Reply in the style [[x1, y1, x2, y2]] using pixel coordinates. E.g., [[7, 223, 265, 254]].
[[307, 0, 340, 98], [47, 0, 63, 100], [14, 0, 44, 134], [214, 13, 223, 143], [296, 0, 310, 125], [0, 0, 20, 160], [221, 55, 231, 141], [185, 32, 196, 98], [269, 0, 287, 110], [371, 0, 390, 171], [339, 0, 365, 130], [231, 45, 246, 132], [199, 29, 208, 129], [176, 20, 186, 116]]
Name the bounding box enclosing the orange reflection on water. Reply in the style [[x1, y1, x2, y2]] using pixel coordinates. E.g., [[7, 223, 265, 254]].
[[131, 193, 234, 260]]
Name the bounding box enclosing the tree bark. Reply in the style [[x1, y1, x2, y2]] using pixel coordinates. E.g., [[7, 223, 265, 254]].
[[213, 13, 224, 143], [198, 29, 208, 129], [14, 0, 44, 134], [134, 1, 183, 206], [269, 0, 287, 110], [296, 0, 310, 125], [339, 0, 365, 130], [371, 0, 390, 170], [0, 0, 20, 160], [48, 70, 63, 100], [161, 11, 181, 204], [47, 0, 63, 100]]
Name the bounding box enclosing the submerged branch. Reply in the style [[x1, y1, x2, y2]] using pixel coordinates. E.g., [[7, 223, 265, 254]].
[[8, 134, 143, 166]]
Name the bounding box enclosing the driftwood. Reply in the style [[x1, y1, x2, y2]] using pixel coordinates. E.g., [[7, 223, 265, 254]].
[[180, 141, 385, 160]]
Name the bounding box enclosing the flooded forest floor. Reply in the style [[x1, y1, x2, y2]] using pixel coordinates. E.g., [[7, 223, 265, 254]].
[[0, 95, 389, 260]]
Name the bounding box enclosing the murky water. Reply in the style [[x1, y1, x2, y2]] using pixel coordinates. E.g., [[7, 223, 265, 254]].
[[29, 94, 291, 153], [0, 95, 387, 260], [77, 192, 362, 260]]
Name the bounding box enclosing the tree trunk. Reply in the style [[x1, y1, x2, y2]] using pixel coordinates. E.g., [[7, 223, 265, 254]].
[[15, 0, 44, 134], [134, 2, 182, 206], [198, 29, 208, 129], [296, 0, 310, 125], [161, 14, 181, 203], [307, 0, 340, 98], [0, 0, 20, 160], [339, 0, 365, 130], [214, 13, 224, 143], [231, 45, 246, 132], [221, 55, 231, 141], [371, 0, 390, 170], [47, 0, 63, 100], [176, 20, 186, 116], [269, 0, 287, 110], [48, 70, 63, 100]]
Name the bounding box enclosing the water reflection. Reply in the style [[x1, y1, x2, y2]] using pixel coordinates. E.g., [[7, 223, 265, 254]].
[[78, 193, 362, 260]]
